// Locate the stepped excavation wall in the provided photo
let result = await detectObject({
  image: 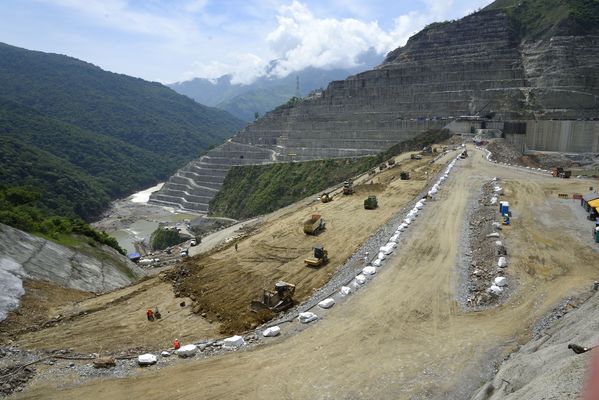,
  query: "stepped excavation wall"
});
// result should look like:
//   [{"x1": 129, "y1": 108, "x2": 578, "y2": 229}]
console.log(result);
[{"x1": 150, "y1": 9, "x2": 599, "y2": 214}]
